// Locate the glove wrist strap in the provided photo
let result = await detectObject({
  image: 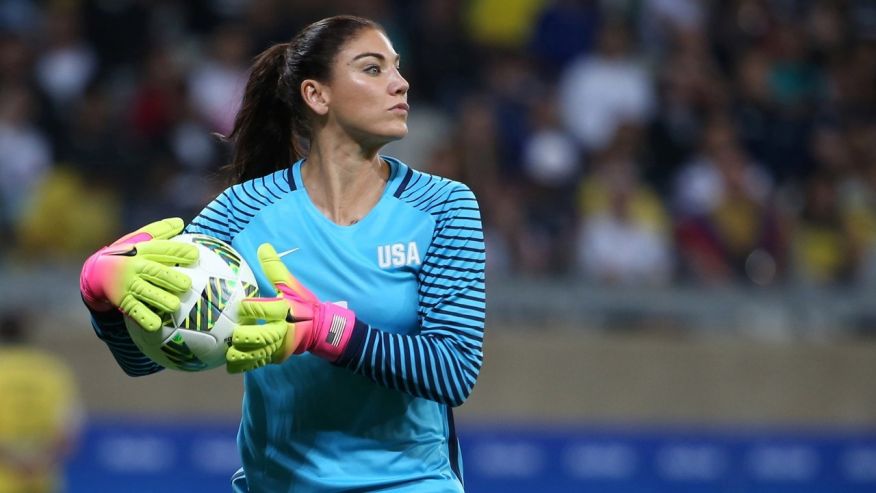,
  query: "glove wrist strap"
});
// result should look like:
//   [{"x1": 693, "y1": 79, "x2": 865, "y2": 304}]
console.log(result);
[{"x1": 309, "y1": 303, "x2": 356, "y2": 362}]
